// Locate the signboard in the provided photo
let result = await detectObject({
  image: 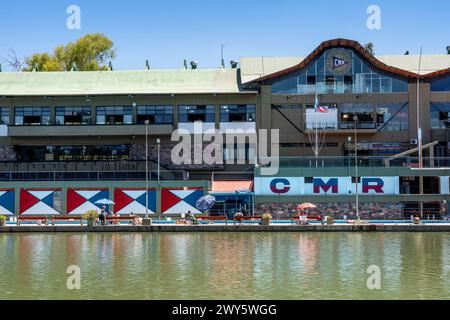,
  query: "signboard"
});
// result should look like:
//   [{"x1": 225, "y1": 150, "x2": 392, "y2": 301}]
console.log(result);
[
  {"x1": 254, "y1": 177, "x2": 399, "y2": 196},
  {"x1": 325, "y1": 48, "x2": 353, "y2": 76}
]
